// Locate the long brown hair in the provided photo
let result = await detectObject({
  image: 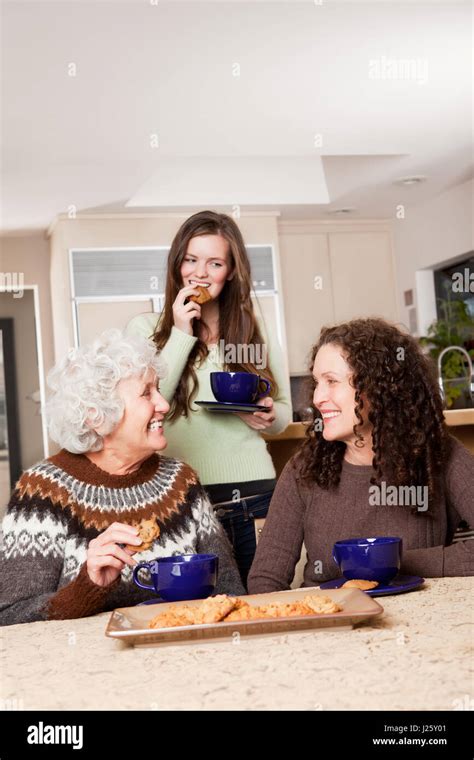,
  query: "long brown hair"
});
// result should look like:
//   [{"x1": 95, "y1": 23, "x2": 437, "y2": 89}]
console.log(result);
[
  {"x1": 153, "y1": 210, "x2": 278, "y2": 420},
  {"x1": 293, "y1": 318, "x2": 451, "y2": 513}
]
